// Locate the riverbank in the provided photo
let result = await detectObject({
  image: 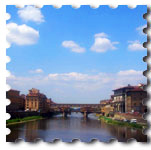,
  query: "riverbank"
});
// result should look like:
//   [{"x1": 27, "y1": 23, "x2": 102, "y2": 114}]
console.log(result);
[
  {"x1": 6, "y1": 116, "x2": 44, "y2": 126},
  {"x1": 98, "y1": 116, "x2": 147, "y2": 129}
]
